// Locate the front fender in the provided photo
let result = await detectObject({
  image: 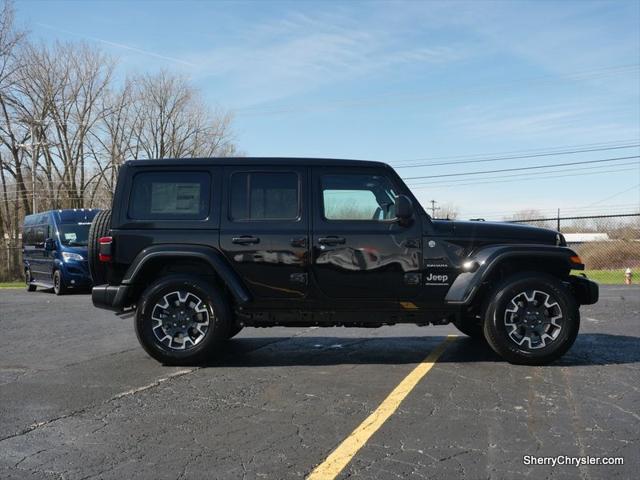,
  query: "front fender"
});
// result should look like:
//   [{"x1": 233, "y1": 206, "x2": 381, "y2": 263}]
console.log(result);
[{"x1": 444, "y1": 245, "x2": 582, "y2": 305}]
